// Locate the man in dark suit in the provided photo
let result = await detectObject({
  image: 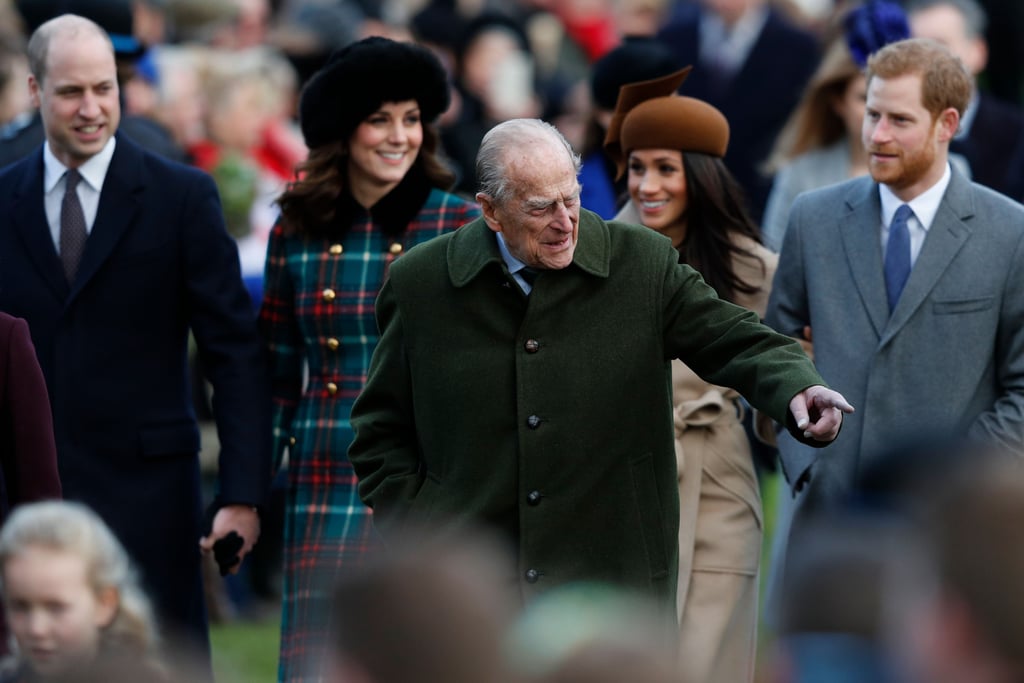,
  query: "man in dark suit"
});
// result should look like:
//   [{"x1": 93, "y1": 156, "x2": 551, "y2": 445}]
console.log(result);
[
  {"x1": 655, "y1": 0, "x2": 820, "y2": 222},
  {"x1": 906, "y1": 0, "x2": 1024, "y2": 197},
  {"x1": 0, "y1": 13, "x2": 271, "y2": 667},
  {"x1": 767, "y1": 37, "x2": 1024, "y2": 519}
]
